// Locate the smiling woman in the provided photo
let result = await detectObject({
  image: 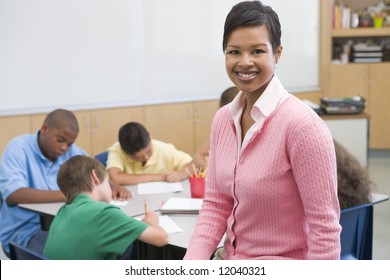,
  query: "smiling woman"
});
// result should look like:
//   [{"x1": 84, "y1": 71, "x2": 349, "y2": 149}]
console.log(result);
[
  {"x1": 184, "y1": 0, "x2": 340, "y2": 260},
  {"x1": 0, "y1": 0, "x2": 319, "y2": 116}
]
